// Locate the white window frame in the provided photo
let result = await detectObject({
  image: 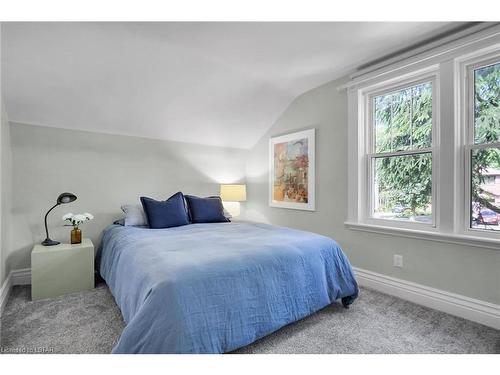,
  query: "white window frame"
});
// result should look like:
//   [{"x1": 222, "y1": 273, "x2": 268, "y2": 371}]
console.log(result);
[
  {"x1": 461, "y1": 52, "x2": 500, "y2": 240},
  {"x1": 364, "y1": 74, "x2": 439, "y2": 231},
  {"x1": 345, "y1": 26, "x2": 500, "y2": 250}
]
